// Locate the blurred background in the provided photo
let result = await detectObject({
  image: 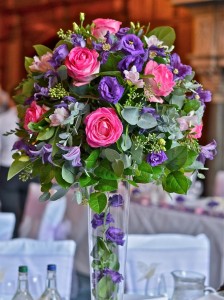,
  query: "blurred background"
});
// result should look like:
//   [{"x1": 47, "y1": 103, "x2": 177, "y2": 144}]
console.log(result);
[{"x1": 0, "y1": 0, "x2": 223, "y2": 196}]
